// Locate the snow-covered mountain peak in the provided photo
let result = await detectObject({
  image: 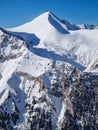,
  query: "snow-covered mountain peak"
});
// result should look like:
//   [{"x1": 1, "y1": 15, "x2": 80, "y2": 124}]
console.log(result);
[
  {"x1": 8, "y1": 11, "x2": 69, "y2": 39},
  {"x1": 0, "y1": 12, "x2": 98, "y2": 130},
  {"x1": 7, "y1": 12, "x2": 98, "y2": 72},
  {"x1": 37, "y1": 11, "x2": 52, "y2": 17}
]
